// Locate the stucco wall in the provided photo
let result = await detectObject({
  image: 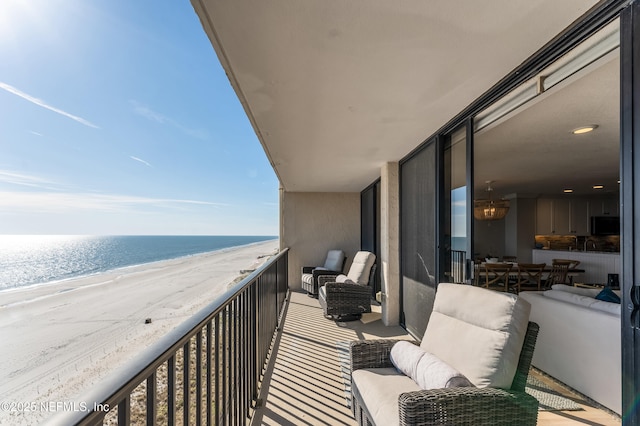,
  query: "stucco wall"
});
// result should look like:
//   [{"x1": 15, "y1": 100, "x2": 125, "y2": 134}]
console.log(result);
[{"x1": 280, "y1": 192, "x2": 361, "y2": 291}]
